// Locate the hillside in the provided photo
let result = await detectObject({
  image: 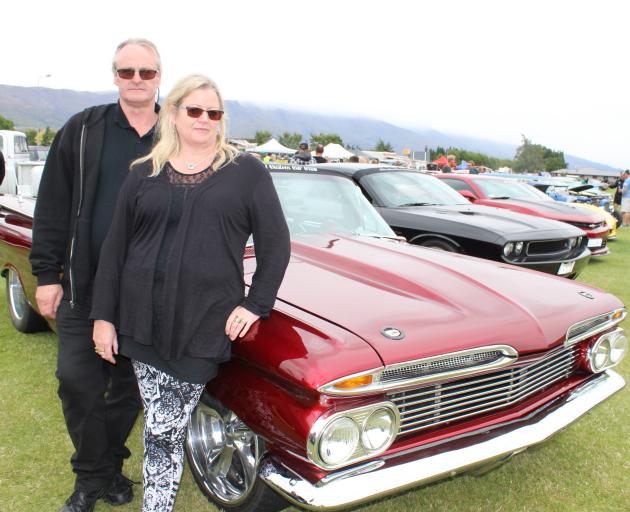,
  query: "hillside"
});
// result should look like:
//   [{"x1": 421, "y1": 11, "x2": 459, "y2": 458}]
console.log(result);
[{"x1": 0, "y1": 84, "x2": 614, "y2": 171}]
